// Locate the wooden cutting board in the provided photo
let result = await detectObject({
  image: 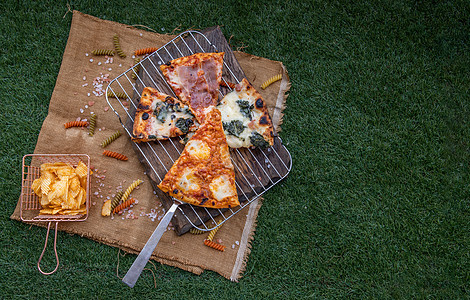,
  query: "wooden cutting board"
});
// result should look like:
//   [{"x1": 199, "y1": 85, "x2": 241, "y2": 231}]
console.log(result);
[{"x1": 119, "y1": 26, "x2": 291, "y2": 234}]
